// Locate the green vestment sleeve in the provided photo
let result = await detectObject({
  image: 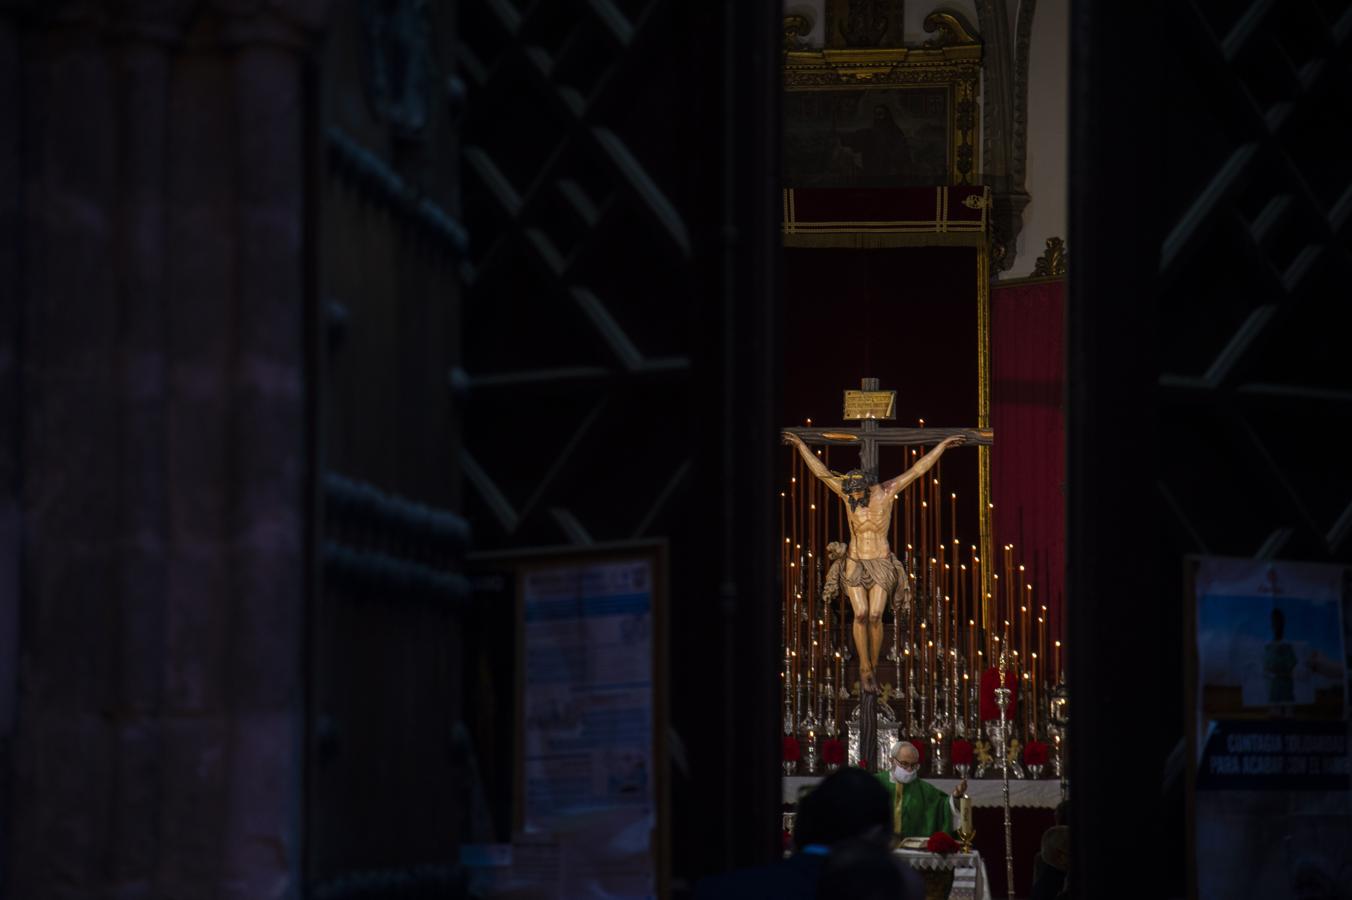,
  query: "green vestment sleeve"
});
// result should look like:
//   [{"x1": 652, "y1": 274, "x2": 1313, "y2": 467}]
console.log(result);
[{"x1": 875, "y1": 772, "x2": 953, "y2": 838}]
